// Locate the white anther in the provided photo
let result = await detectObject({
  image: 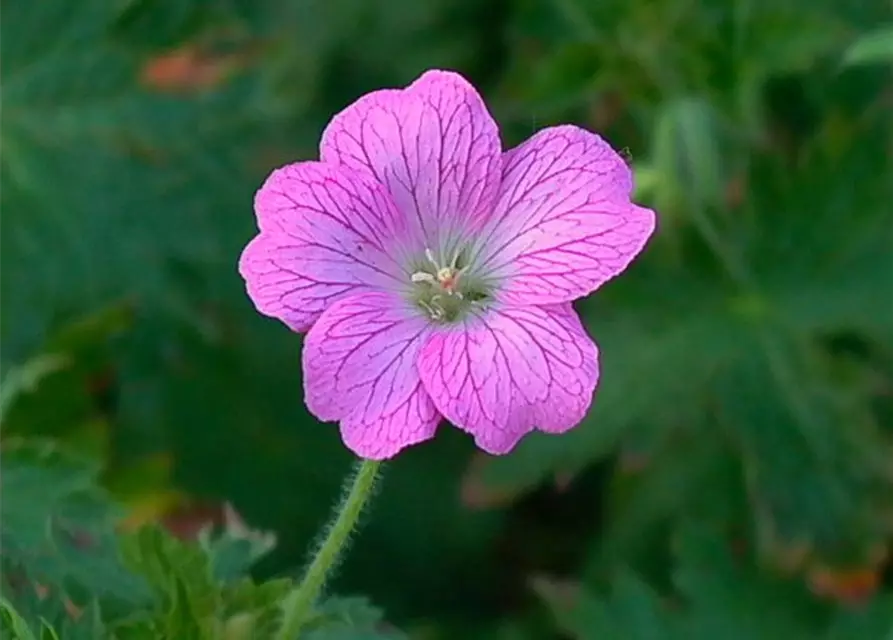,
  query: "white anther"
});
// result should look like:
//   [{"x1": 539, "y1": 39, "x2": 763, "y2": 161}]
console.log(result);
[
  {"x1": 411, "y1": 271, "x2": 436, "y2": 284},
  {"x1": 419, "y1": 297, "x2": 445, "y2": 321}
]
